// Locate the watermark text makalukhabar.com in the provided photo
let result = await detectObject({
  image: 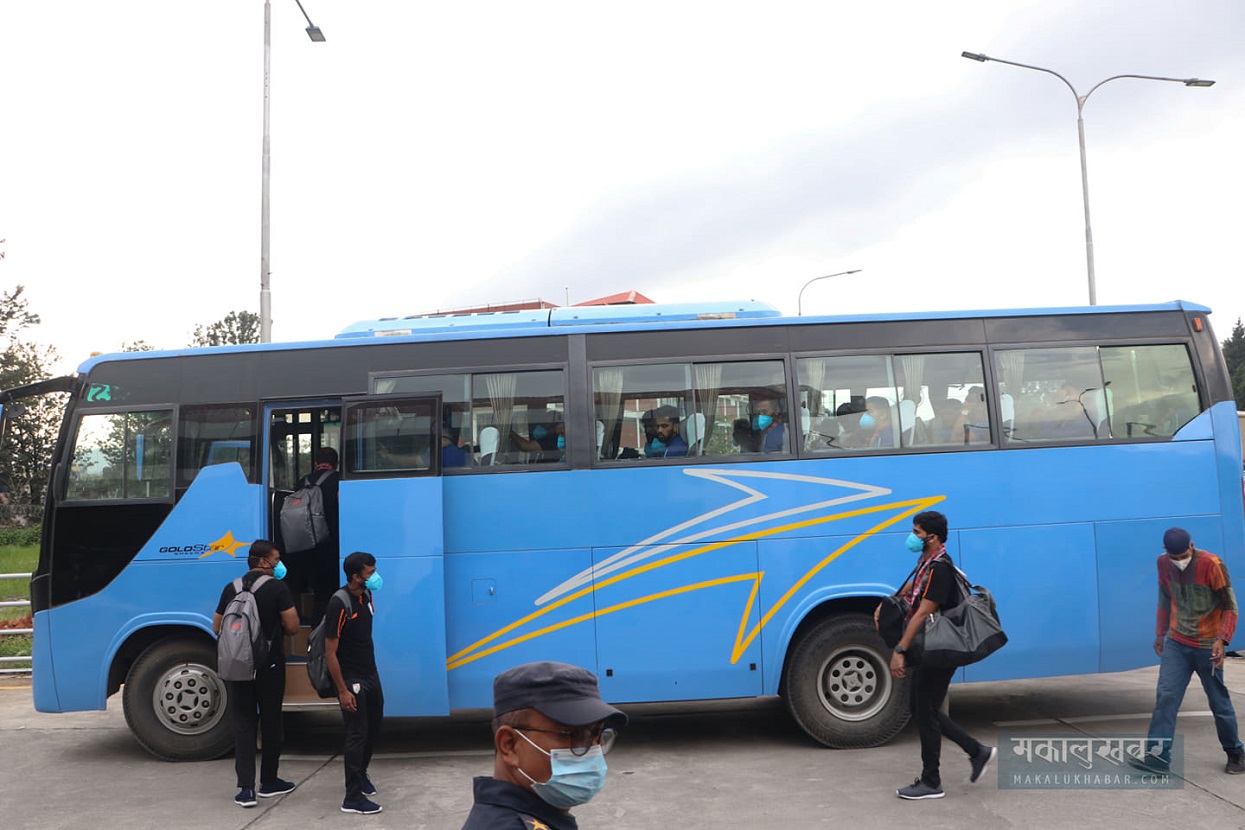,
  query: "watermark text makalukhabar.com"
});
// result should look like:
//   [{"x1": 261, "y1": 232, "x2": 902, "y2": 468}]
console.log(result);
[{"x1": 998, "y1": 735, "x2": 1183, "y2": 789}]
